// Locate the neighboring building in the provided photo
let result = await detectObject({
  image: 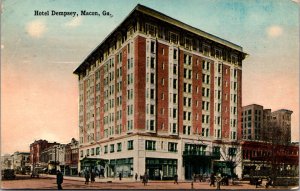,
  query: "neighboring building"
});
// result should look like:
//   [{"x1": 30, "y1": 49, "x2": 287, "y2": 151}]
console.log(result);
[
  {"x1": 30, "y1": 140, "x2": 58, "y2": 170},
  {"x1": 241, "y1": 105, "x2": 296, "y2": 179},
  {"x1": 242, "y1": 104, "x2": 264, "y2": 141},
  {"x1": 65, "y1": 138, "x2": 79, "y2": 176},
  {"x1": 269, "y1": 109, "x2": 293, "y2": 144},
  {"x1": 1, "y1": 154, "x2": 13, "y2": 170},
  {"x1": 11, "y1": 151, "x2": 30, "y2": 174},
  {"x1": 40, "y1": 143, "x2": 65, "y2": 174},
  {"x1": 74, "y1": 4, "x2": 247, "y2": 180},
  {"x1": 242, "y1": 104, "x2": 293, "y2": 144},
  {"x1": 241, "y1": 141, "x2": 299, "y2": 178}
]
